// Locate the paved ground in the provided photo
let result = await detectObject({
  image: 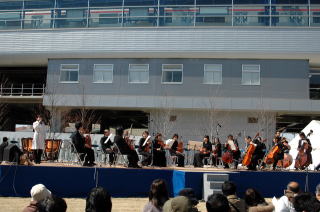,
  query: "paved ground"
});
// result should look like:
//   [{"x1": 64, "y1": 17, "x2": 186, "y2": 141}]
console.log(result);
[{"x1": 0, "y1": 197, "x2": 207, "y2": 212}]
